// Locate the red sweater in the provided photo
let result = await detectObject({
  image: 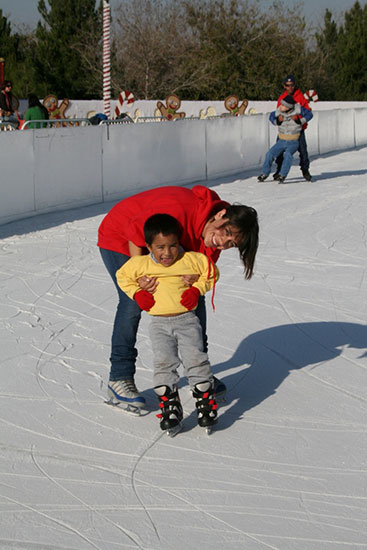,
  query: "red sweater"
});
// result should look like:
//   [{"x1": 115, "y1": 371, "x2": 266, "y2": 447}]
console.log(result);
[
  {"x1": 97, "y1": 185, "x2": 229, "y2": 263},
  {"x1": 277, "y1": 88, "x2": 311, "y2": 129}
]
